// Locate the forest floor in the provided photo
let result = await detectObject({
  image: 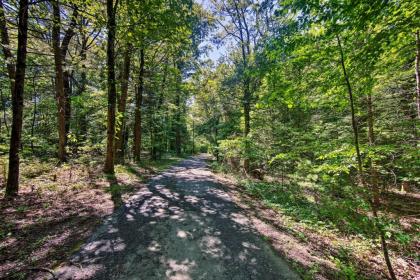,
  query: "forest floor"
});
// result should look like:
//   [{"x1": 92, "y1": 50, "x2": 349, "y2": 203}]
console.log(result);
[{"x1": 0, "y1": 155, "x2": 183, "y2": 279}]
